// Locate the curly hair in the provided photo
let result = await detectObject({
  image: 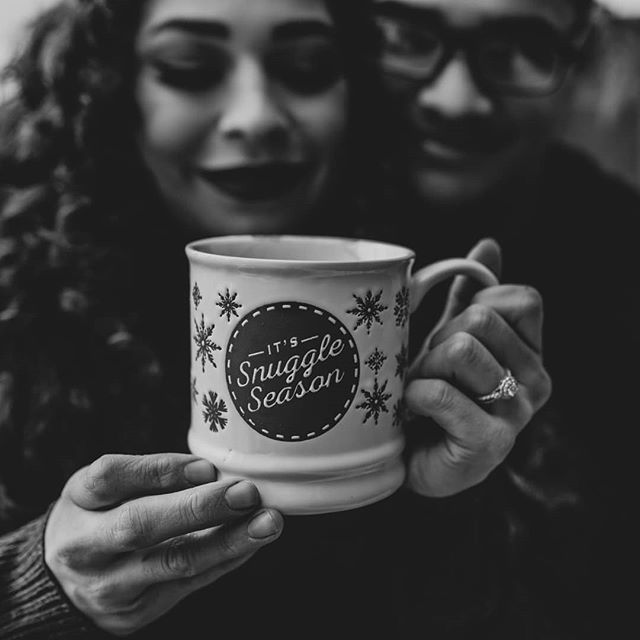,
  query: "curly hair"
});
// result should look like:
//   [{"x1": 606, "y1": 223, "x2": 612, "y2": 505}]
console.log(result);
[{"x1": 0, "y1": 0, "x2": 382, "y2": 522}]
